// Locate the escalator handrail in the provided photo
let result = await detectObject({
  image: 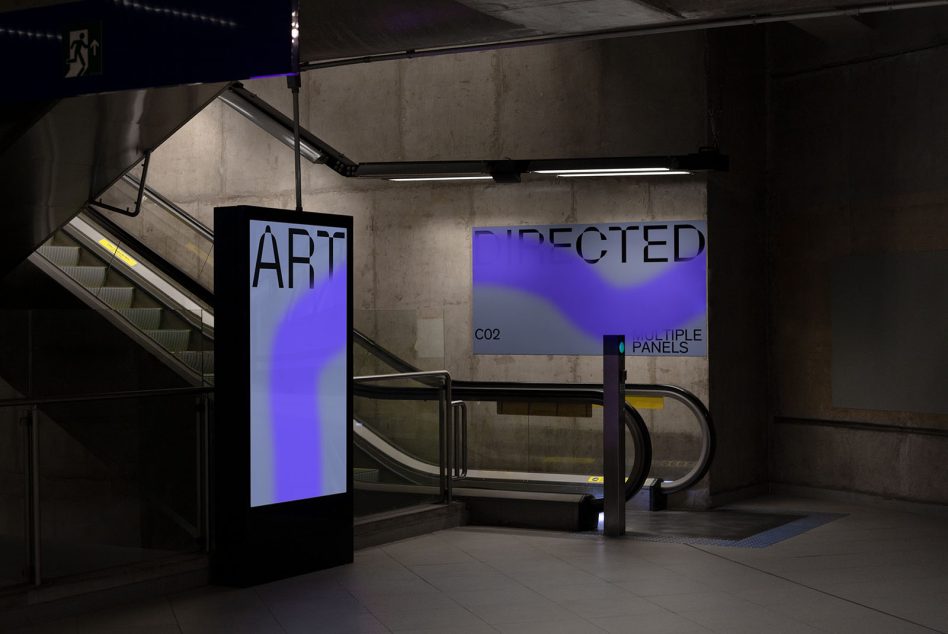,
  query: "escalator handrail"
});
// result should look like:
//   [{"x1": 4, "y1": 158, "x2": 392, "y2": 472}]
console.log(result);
[
  {"x1": 122, "y1": 173, "x2": 214, "y2": 242},
  {"x1": 355, "y1": 329, "x2": 420, "y2": 374},
  {"x1": 354, "y1": 331, "x2": 714, "y2": 494},
  {"x1": 81, "y1": 206, "x2": 215, "y2": 308},
  {"x1": 354, "y1": 378, "x2": 651, "y2": 510}
]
